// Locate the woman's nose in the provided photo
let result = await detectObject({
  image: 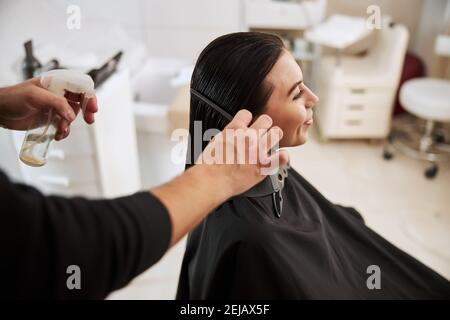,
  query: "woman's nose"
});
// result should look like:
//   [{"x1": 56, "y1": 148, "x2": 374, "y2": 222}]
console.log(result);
[{"x1": 305, "y1": 86, "x2": 319, "y2": 109}]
